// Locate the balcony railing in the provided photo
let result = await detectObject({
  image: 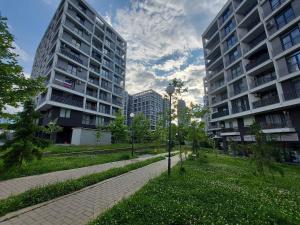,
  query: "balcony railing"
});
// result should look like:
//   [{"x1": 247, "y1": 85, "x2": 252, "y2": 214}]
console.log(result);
[
  {"x1": 51, "y1": 94, "x2": 83, "y2": 107},
  {"x1": 252, "y1": 73, "x2": 276, "y2": 88},
  {"x1": 60, "y1": 48, "x2": 83, "y2": 64},
  {"x1": 283, "y1": 89, "x2": 300, "y2": 101},
  {"x1": 252, "y1": 95, "x2": 279, "y2": 109},
  {"x1": 232, "y1": 105, "x2": 249, "y2": 114},
  {"x1": 221, "y1": 127, "x2": 239, "y2": 133},
  {"x1": 211, "y1": 110, "x2": 229, "y2": 119},
  {"x1": 86, "y1": 104, "x2": 97, "y2": 111},
  {"x1": 245, "y1": 53, "x2": 269, "y2": 71},
  {"x1": 260, "y1": 121, "x2": 293, "y2": 129}
]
